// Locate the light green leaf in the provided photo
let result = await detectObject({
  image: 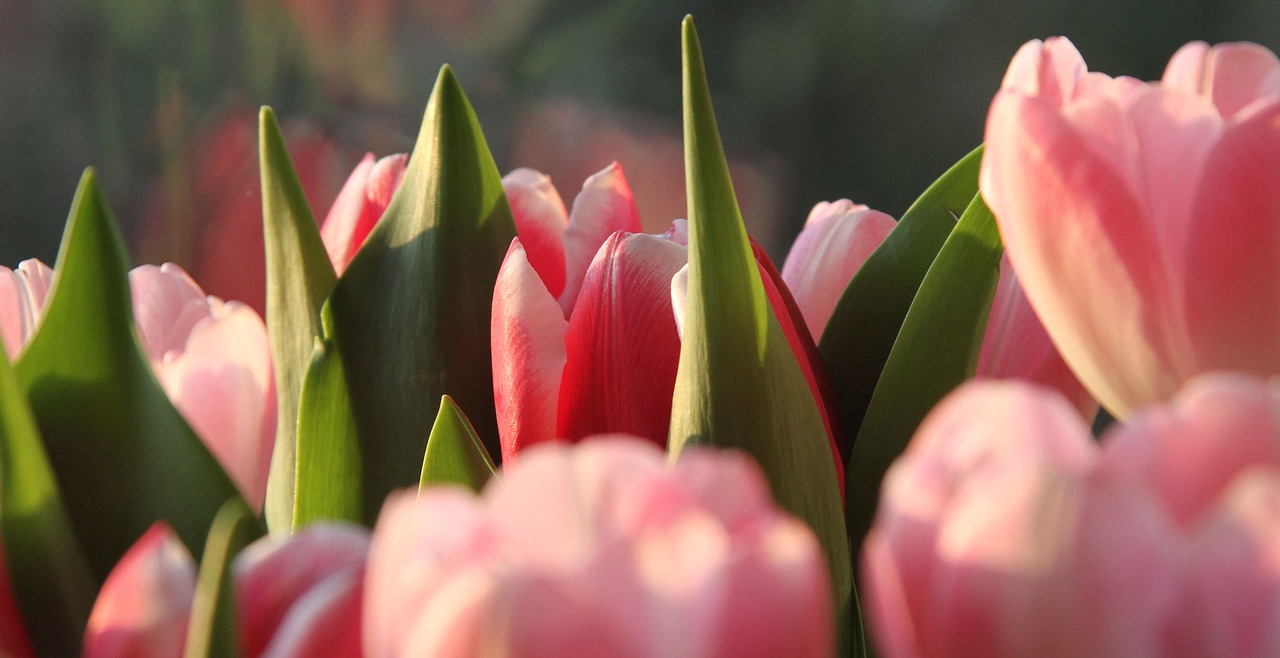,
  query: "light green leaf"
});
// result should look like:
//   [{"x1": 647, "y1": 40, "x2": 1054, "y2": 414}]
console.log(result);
[
  {"x1": 420, "y1": 395, "x2": 497, "y2": 493},
  {"x1": 819, "y1": 146, "x2": 982, "y2": 442},
  {"x1": 327, "y1": 66, "x2": 516, "y2": 524},
  {"x1": 15, "y1": 170, "x2": 243, "y2": 579},
  {"x1": 184, "y1": 499, "x2": 260, "y2": 658},
  {"x1": 293, "y1": 303, "x2": 362, "y2": 529},
  {"x1": 0, "y1": 334, "x2": 95, "y2": 656},
  {"x1": 667, "y1": 16, "x2": 854, "y2": 654},
  {"x1": 846, "y1": 193, "x2": 1003, "y2": 549},
  {"x1": 260, "y1": 106, "x2": 338, "y2": 533}
]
